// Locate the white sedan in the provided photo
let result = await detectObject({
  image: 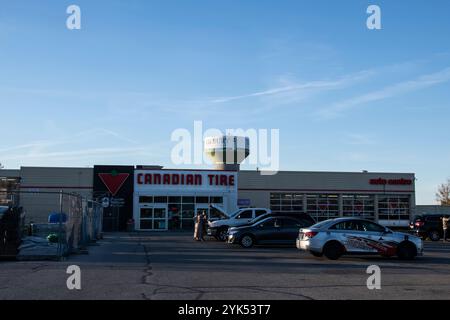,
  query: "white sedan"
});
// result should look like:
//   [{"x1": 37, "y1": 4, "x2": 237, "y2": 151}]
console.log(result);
[{"x1": 297, "y1": 217, "x2": 423, "y2": 260}]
